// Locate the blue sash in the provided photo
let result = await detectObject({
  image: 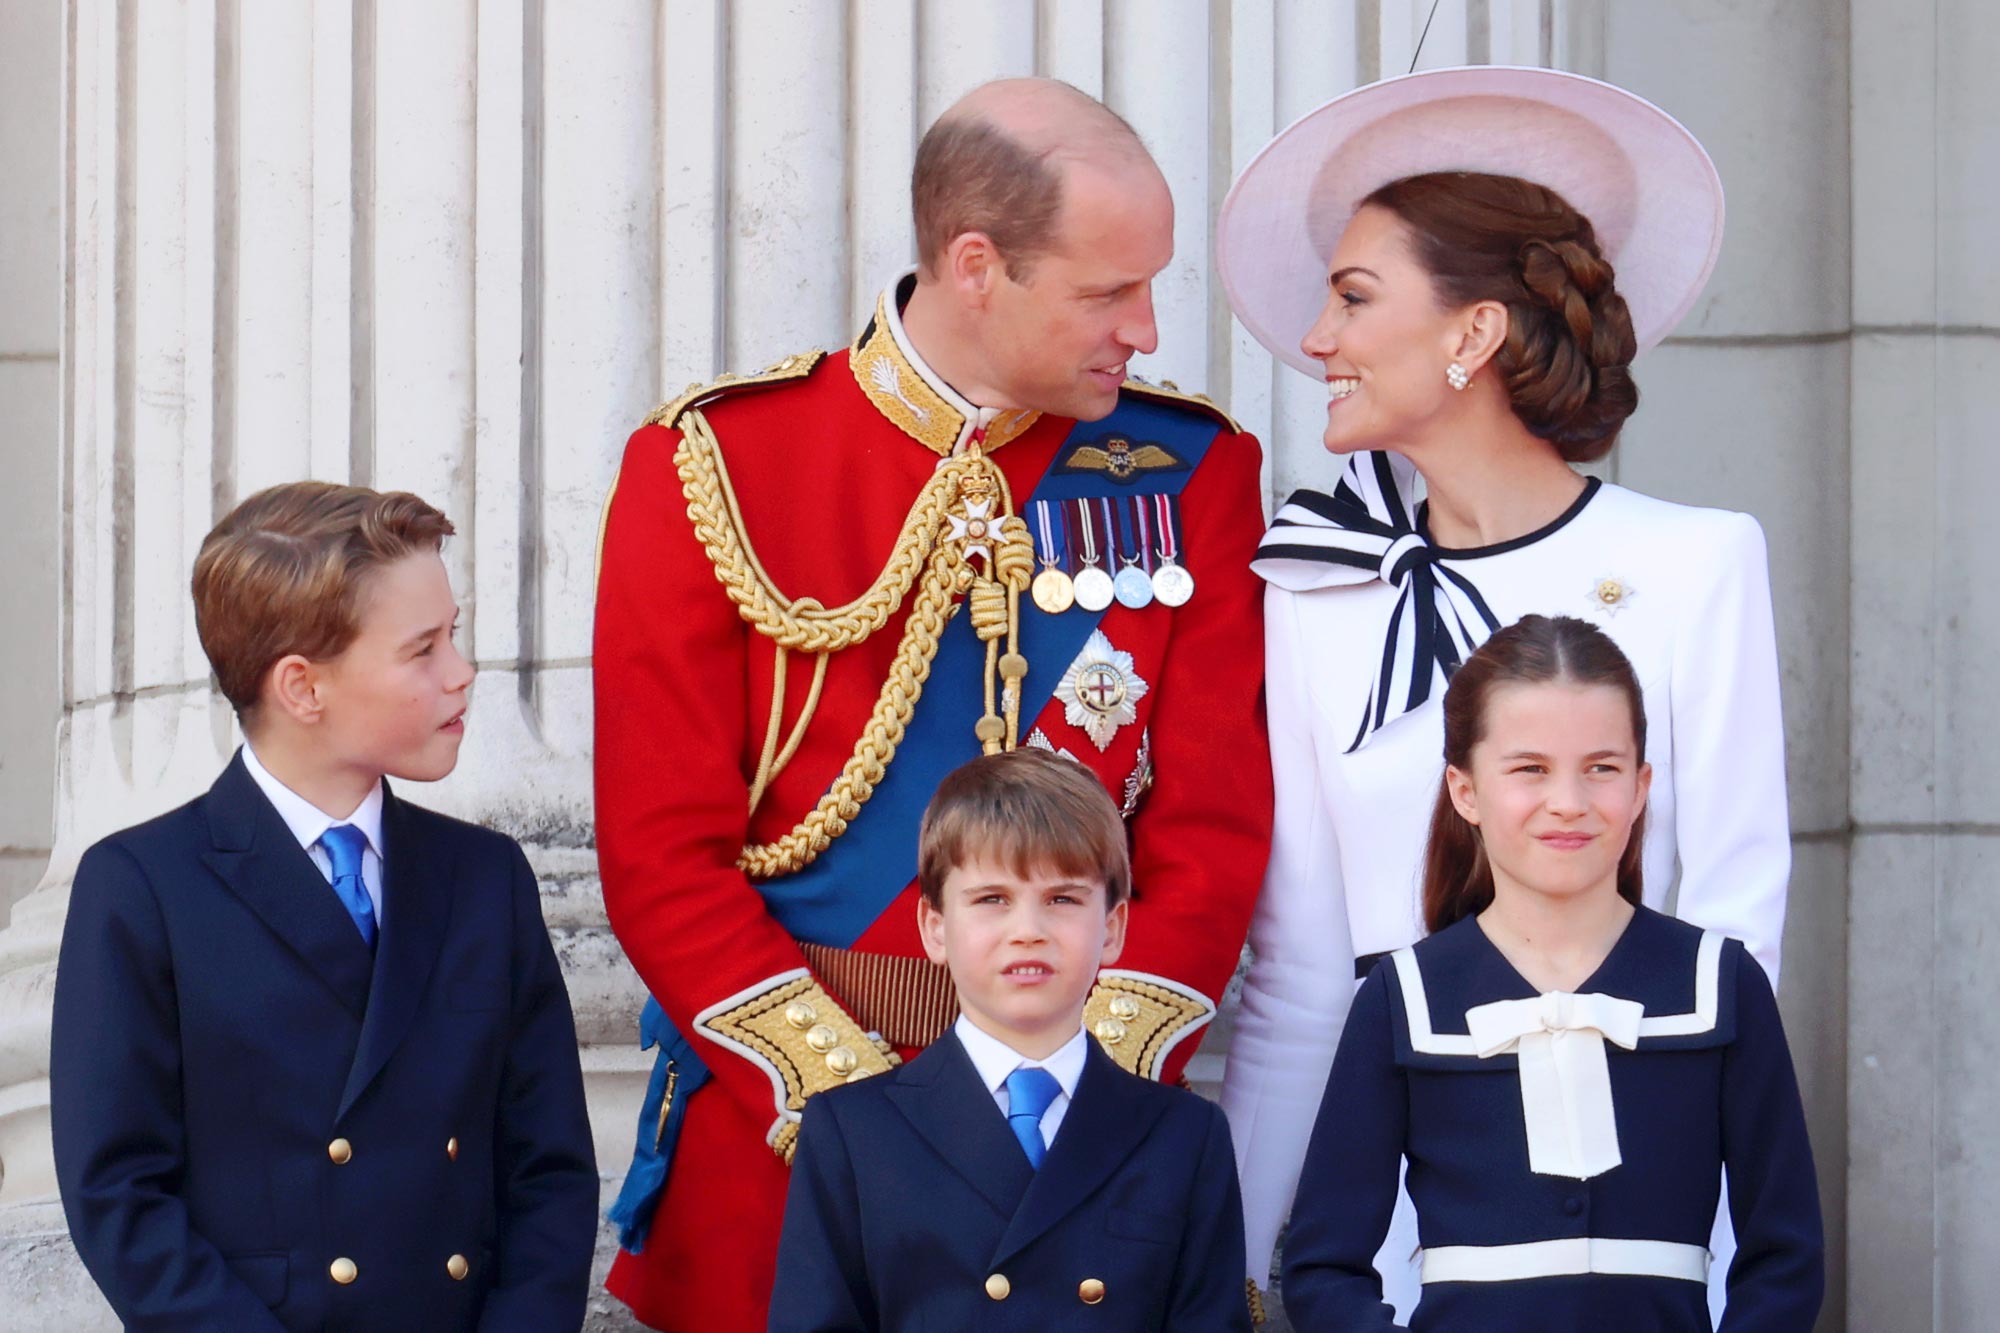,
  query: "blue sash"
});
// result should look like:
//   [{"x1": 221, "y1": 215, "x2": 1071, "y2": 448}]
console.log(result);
[{"x1": 611, "y1": 396, "x2": 1218, "y2": 1251}]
